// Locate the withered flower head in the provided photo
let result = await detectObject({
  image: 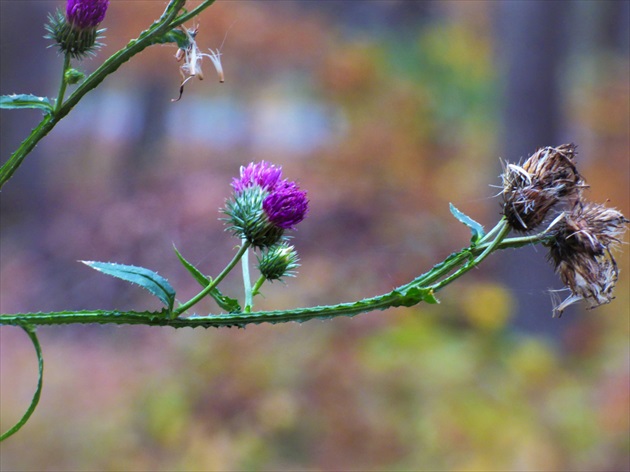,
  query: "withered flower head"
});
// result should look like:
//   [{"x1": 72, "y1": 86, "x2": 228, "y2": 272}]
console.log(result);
[
  {"x1": 546, "y1": 201, "x2": 629, "y2": 316},
  {"x1": 502, "y1": 144, "x2": 583, "y2": 231},
  {"x1": 548, "y1": 201, "x2": 628, "y2": 259},
  {"x1": 551, "y1": 253, "x2": 618, "y2": 316}
]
